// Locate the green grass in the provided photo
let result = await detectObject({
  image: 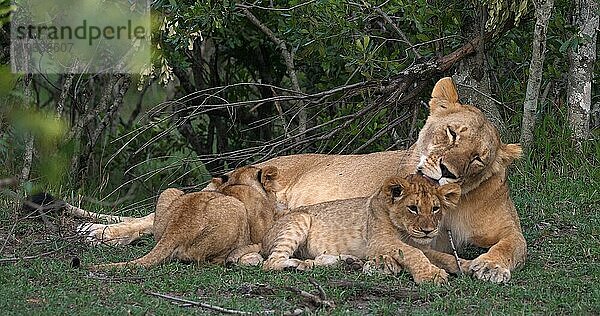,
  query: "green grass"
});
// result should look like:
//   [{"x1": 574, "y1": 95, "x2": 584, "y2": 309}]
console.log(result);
[{"x1": 1, "y1": 144, "x2": 599, "y2": 315}]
